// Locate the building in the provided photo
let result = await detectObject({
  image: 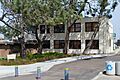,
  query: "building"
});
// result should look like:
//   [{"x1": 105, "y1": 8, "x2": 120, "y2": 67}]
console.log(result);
[
  {"x1": 0, "y1": 34, "x2": 12, "y2": 57},
  {"x1": 0, "y1": 17, "x2": 114, "y2": 57},
  {"x1": 25, "y1": 17, "x2": 114, "y2": 54}
]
